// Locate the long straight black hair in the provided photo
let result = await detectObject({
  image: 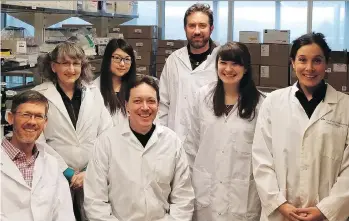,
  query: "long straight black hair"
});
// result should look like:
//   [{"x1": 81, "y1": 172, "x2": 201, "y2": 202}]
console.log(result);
[
  {"x1": 211, "y1": 42, "x2": 262, "y2": 120},
  {"x1": 100, "y1": 39, "x2": 136, "y2": 116}
]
